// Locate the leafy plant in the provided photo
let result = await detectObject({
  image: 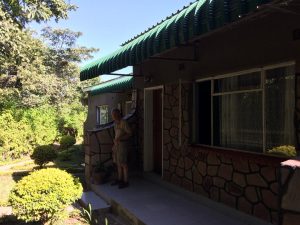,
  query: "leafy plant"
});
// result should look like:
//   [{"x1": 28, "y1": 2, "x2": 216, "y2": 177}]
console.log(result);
[
  {"x1": 31, "y1": 145, "x2": 57, "y2": 168},
  {"x1": 58, "y1": 149, "x2": 73, "y2": 161},
  {"x1": 60, "y1": 135, "x2": 76, "y2": 150},
  {"x1": 268, "y1": 145, "x2": 297, "y2": 157},
  {"x1": 9, "y1": 168, "x2": 83, "y2": 224},
  {"x1": 81, "y1": 203, "x2": 98, "y2": 225}
]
